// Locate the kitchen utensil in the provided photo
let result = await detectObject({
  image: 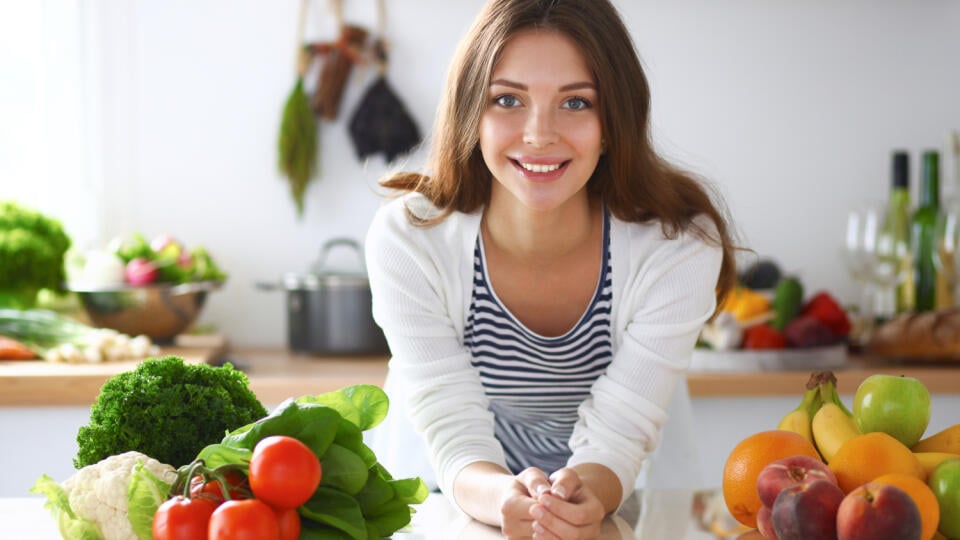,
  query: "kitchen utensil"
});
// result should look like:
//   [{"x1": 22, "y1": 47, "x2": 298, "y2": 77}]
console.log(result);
[
  {"x1": 70, "y1": 281, "x2": 221, "y2": 343},
  {"x1": 257, "y1": 237, "x2": 388, "y2": 355}
]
